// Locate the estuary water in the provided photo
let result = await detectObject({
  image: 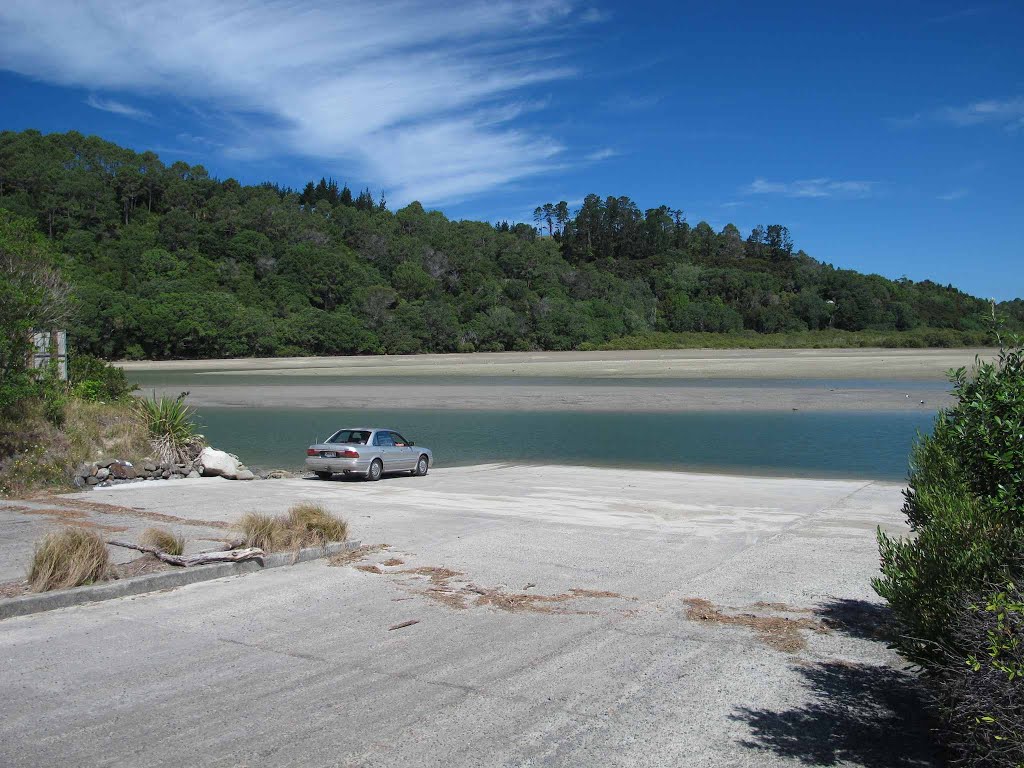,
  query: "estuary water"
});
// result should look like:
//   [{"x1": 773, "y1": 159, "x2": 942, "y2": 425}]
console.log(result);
[{"x1": 127, "y1": 369, "x2": 943, "y2": 480}]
